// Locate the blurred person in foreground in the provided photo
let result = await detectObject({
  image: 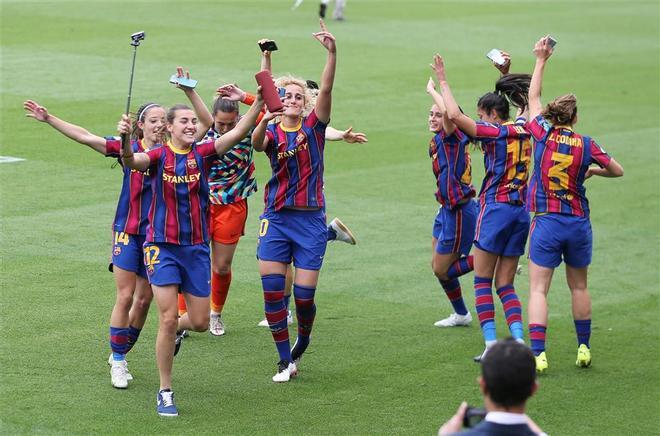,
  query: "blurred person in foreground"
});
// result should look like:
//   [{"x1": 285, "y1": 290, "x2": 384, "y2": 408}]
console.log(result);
[{"x1": 438, "y1": 339, "x2": 545, "y2": 436}]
